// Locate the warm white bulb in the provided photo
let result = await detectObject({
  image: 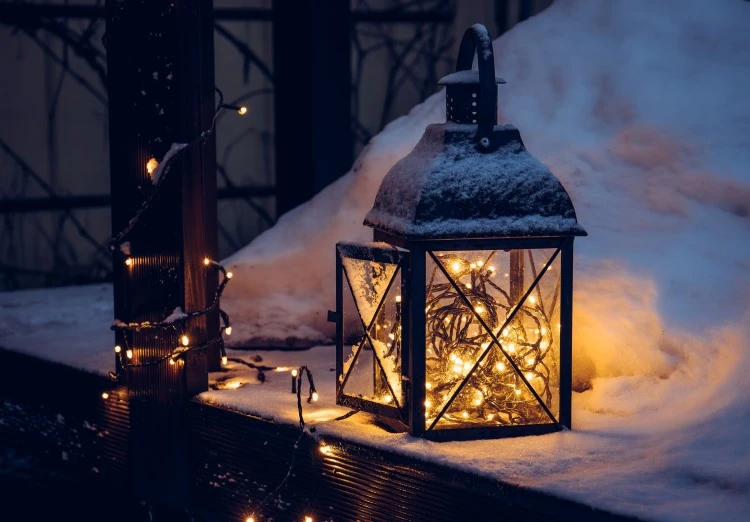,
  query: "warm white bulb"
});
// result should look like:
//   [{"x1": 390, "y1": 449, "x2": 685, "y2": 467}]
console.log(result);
[
  {"x1": 462, "y1": 361, "x2": 472, "y2": 372},
  {"x1": 126, "y1": 349, "x2": 133, "y2": 359},
  {"x1": 529, "y1": 295, "x2": 537, "y2": 304},
  {"x1": 311, "y1": 392, "x2": 319, "y2": 402},
  {"x1": 495, "y1": 362, "x2": 506, "y2": 371},
  {"x1": 125, "y1": 258, "x2": 132, "y2": 267},
  {"x1": 146, "y1": 157, "x2": 158, "y2": 175},
  {"x1": 304, "y1": 517, "x2": 313, "y2": 522},
  {"x1": 225, "y1": 326, "x2": 232, "y2": 336},
  {"x1": 477, "y1": 260, "x2": 484, "y2": 267},
  {"x1": 462, "y1": 411, "x2": 469, "y2": 419},
  {"x1": 222, "y1": 356, "x2": 228, "y2": 366},
  {"x1": 169, "y1": 358, "x2": 176, "y2": 366},
  {"x1": 526, "y1": 356, "x2": 536, "y2": 366},
  {"x1": 502, "y1": 328, "x2": 509, "y2": 337},
  {"x1": 452, "y1": 364, "x2": 462, "y2": 374},
  {"x1": 226, "y1": 271, "x2": 233, "y2": 279},
  {"x1": 465, "y1": 283, "x2": 472, "y2": 289},
  {"x1": 319, "y1": 443, "x2": 330, "y2": 455},
  {"x1": 238, "y1": 106, "x2": 248, "y2": 115},
  {"x1": 451, "y1": 261, "x2": 461, "y2": 273},
  {"x1": 246, "y1": 517, "x2": 255, "y2": 522},
  {"x1": 114, "y1": 345, "x2": 121, "y2": 353},
  {"x1": 425, "y1": 381, "x2": 432, "y2": 390},
  {"x1": 388, "y1": 333, "x2": 395, "y2": 340},
  {"x1": 470, "y1": 263, "x2": 476, "y2": 269},
  {"x1": 395, "y1": 295, "x2": 401, "y2": 303},
  {"x1": 507, "y1": 342, "x2": 516, "y2": 352},
  {"x1": 474, "y1": 305, "x2": 484, "y2": 313},
  {"x1": 101, "y1": 392, "x2": 109, "y2": 399},
  {"x1": 481, "y1": 342, "x2": 490, "y2": 350},
  {"x1": 487, "y1": 265, "x2": 496, "y2": 272},
  {"x1": 203, "y1": 257, "x2": 211, "y2": 266},
  {"x1": 525, "y1": 372, "x2": 534, "y2": 380},
  {"x1": 181, "y1": 335, "x2": 189, "y2": 346},
  {"x1": 384, "y1": 395, "x2": 393, "y2": 404},
  {"x1": 291, "y1": 369, "x2": 298, "y2": 377},
  {"x1": 515, "y1": 388, "x2": 522, "y2": 396},
  {"x1": 424, "y1": 400, "x2": 432, "y2": 408}
]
